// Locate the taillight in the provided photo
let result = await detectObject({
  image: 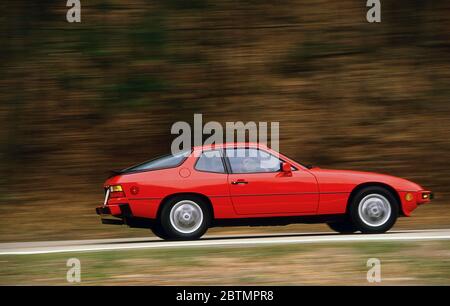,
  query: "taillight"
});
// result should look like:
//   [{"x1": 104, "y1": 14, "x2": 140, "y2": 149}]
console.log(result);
[{"x1": 109, "y1": 185, "x2": 125, "y2": 198}]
